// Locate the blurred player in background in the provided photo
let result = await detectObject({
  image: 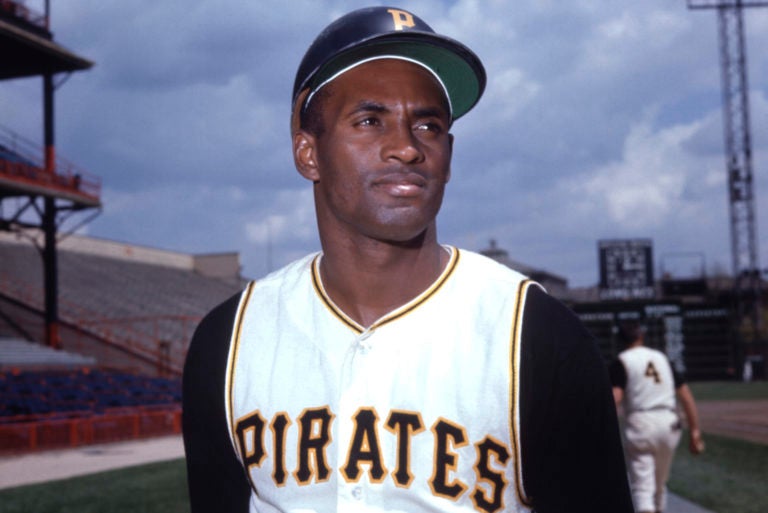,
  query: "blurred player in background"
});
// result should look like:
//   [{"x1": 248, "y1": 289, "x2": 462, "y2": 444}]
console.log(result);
[{"x1": 610, "y1": 319, "x2": 705, "y2": 513}]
